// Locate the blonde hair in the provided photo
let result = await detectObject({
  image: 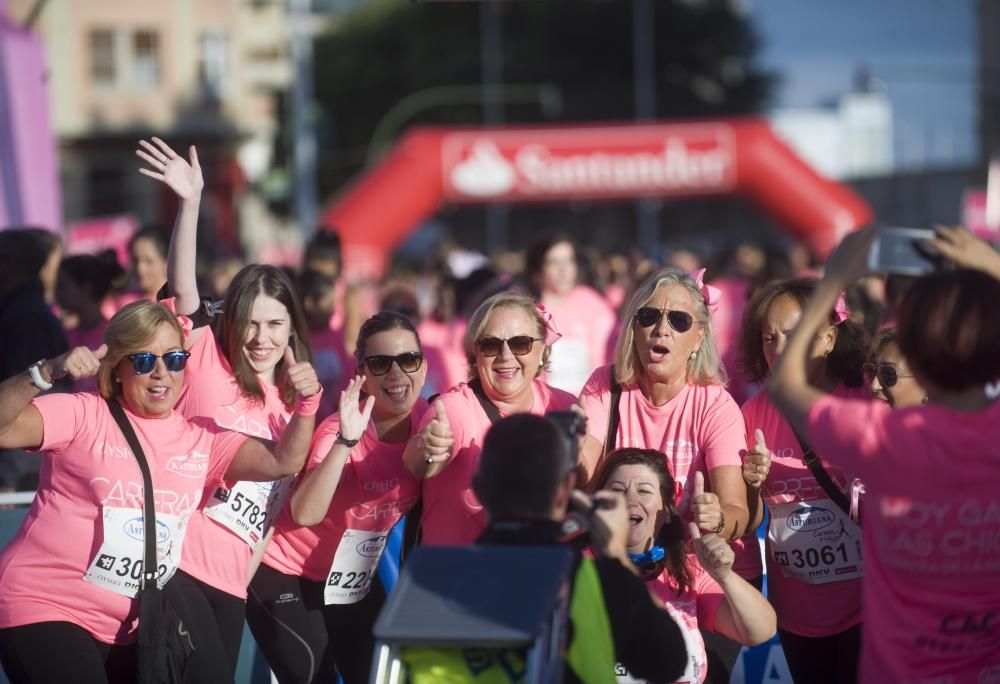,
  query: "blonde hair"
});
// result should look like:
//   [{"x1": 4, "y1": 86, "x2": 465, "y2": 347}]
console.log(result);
[
  {"x1": 612, "y1": 267, "x2": 725, "y2": 387},
  {"x1": 97, "y1": 301, "x2": 185, "y2": 399},
  {"x1": 464, "y1": 292, "x2": 551, "y2": 379}
]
